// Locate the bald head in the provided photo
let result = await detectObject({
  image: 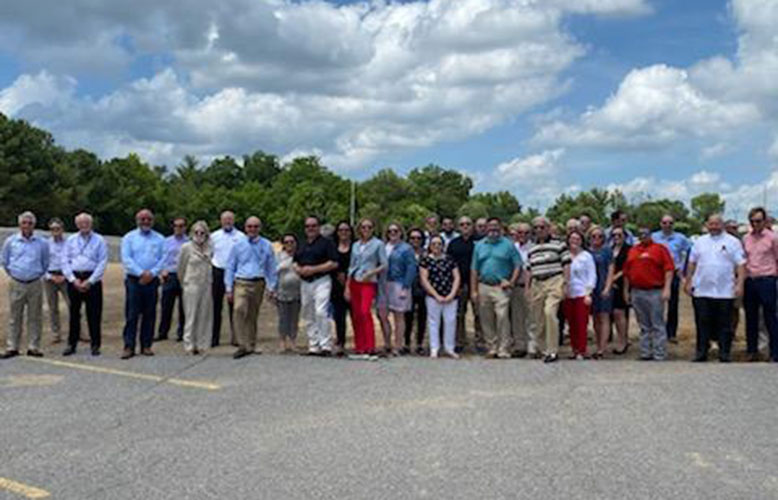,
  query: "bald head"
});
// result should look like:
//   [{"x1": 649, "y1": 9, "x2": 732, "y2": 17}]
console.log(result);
[
  {"x1": 136, "y1": 209, "x2": 154, "y2": 231},
  {"x1": 244, "y1": 216, "x2": 261, "y2": 238}
]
